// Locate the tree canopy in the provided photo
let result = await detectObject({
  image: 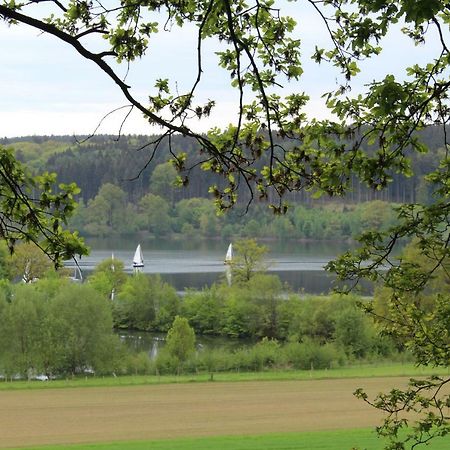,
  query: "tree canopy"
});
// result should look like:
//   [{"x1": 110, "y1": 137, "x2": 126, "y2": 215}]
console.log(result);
[
  {"x1": 1, "y1": 1, "x2": 450, "y2": 448},
  {"x1": 1, "y1": 1, "x2": 447, "y2": 209}
]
